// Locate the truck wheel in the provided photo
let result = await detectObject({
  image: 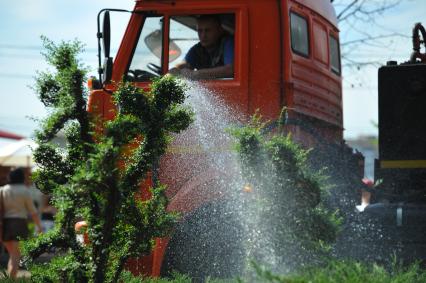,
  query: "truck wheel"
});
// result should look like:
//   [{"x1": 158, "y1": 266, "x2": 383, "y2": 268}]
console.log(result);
[{"x1": 160, "y1": 200, "x2": 246, "y2": 282}]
